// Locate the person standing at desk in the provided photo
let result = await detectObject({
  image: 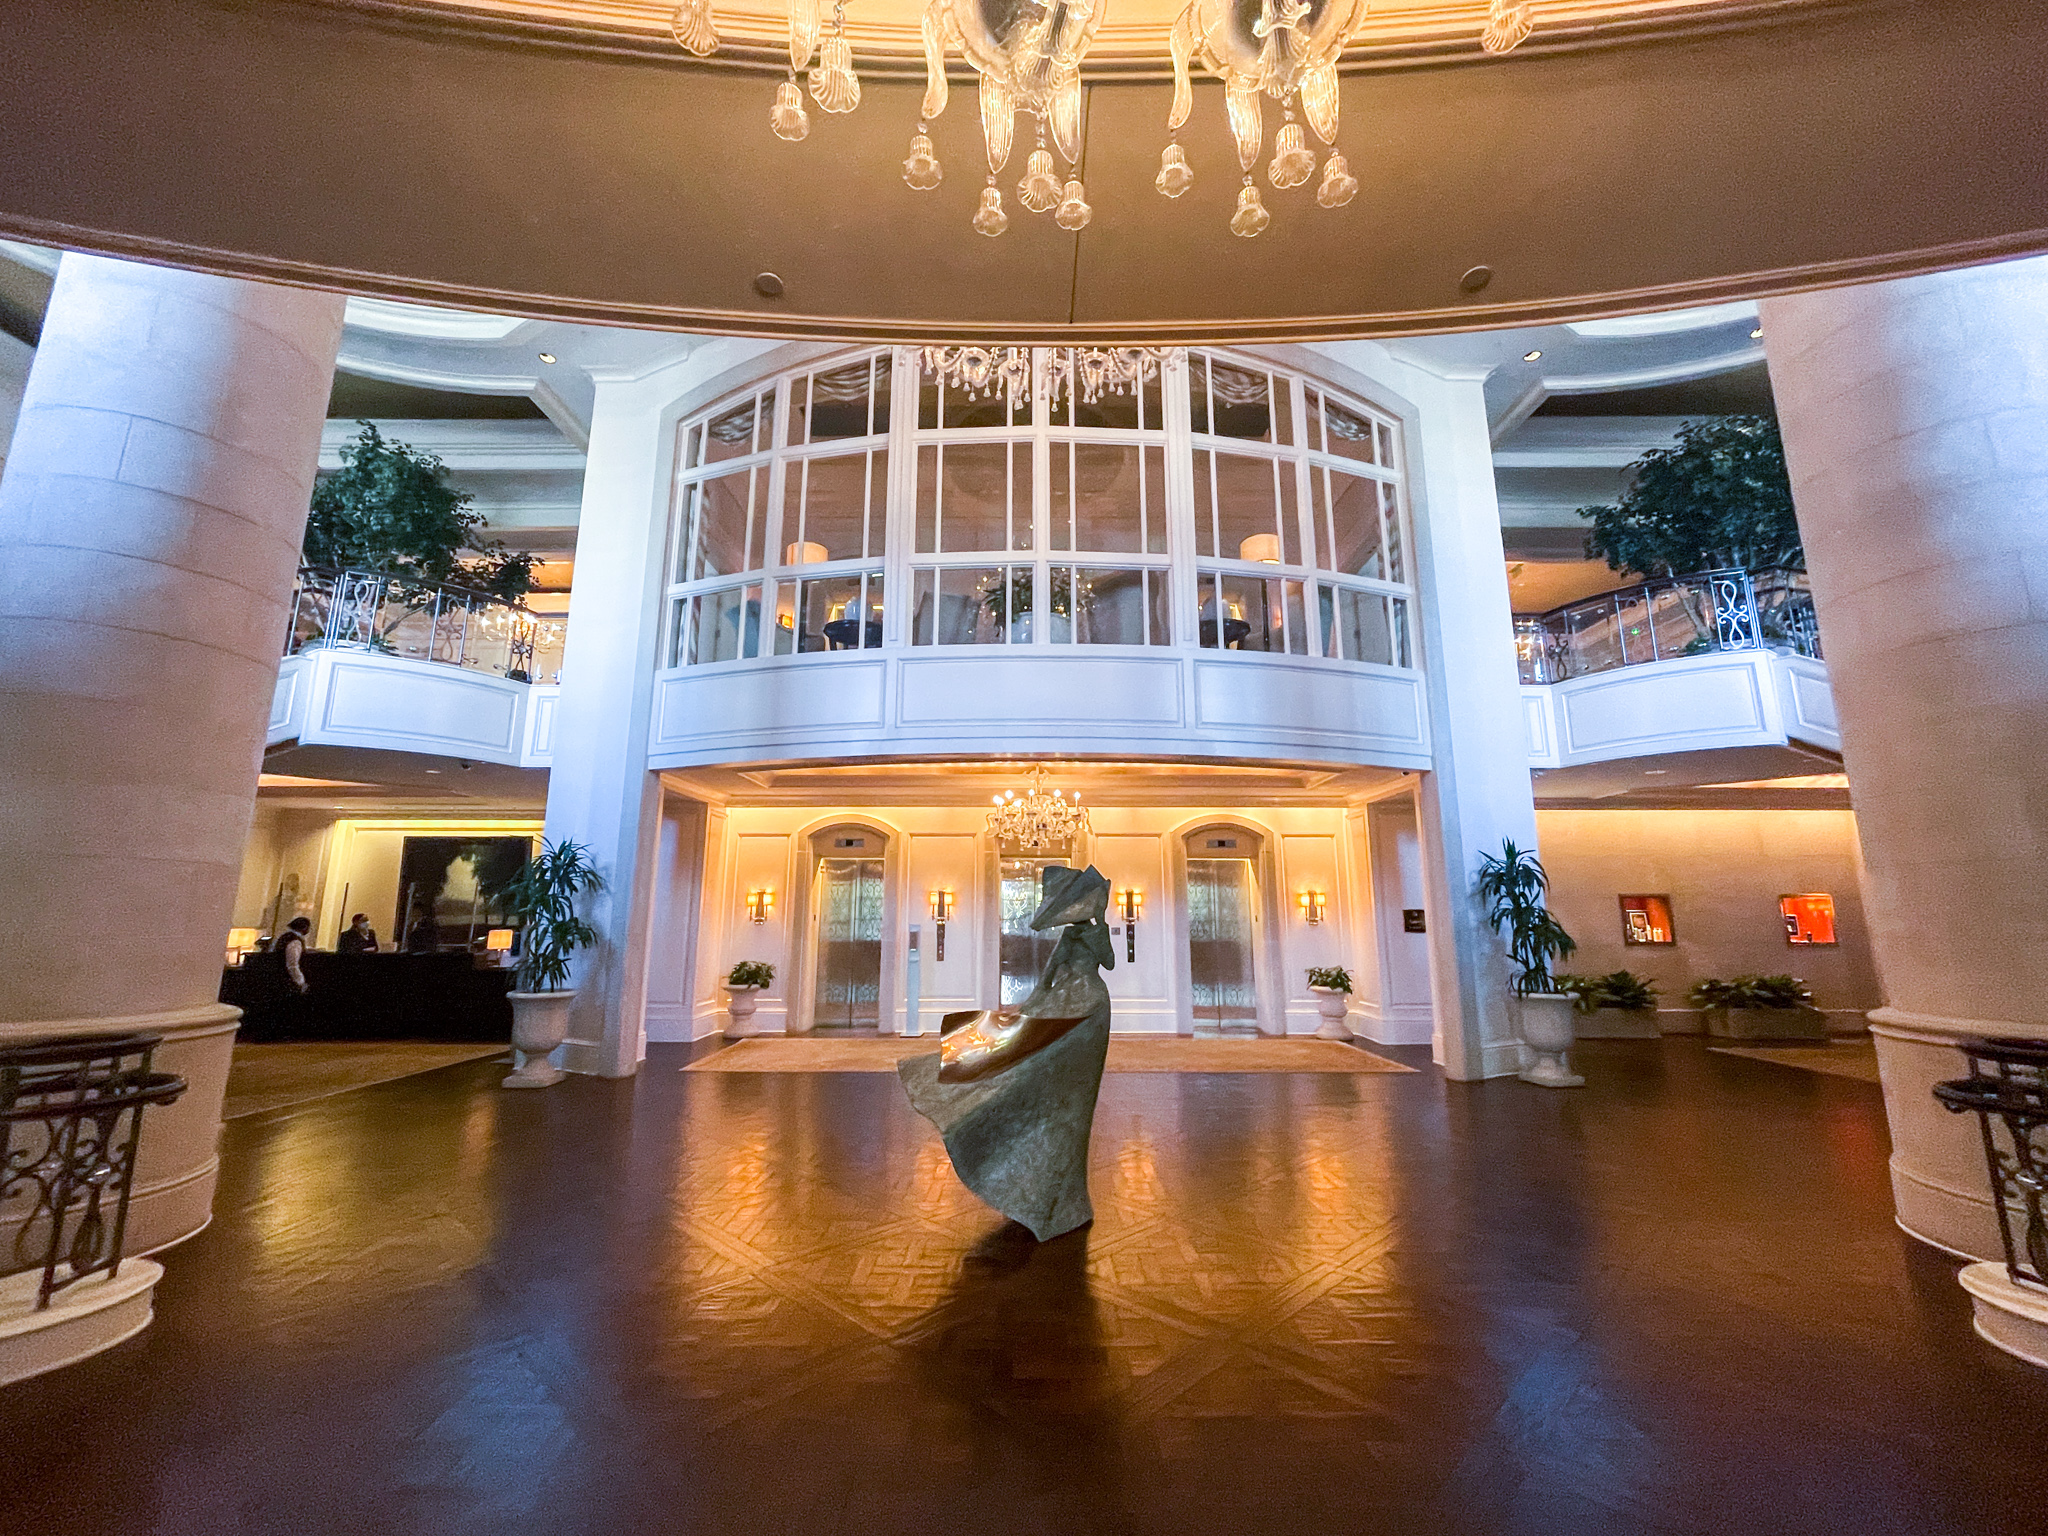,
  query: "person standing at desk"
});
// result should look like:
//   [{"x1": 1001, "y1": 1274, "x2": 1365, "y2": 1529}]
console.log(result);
[
  {"x1": 277, "y1": 916, "x2": 311, "y2": 995},
  {"x1": 336, "y1": 913, "x2": 380, "y2": 954}
]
